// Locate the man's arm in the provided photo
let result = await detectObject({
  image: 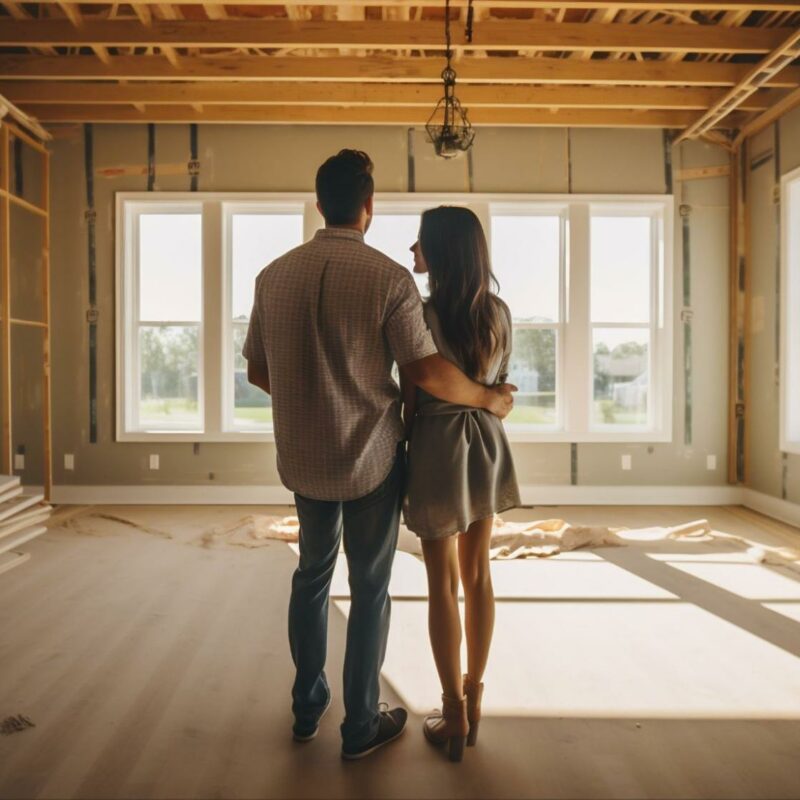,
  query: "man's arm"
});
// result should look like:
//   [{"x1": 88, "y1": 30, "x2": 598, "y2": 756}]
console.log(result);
[
  {"x1": 247, "y1": 359, "x2": 271, "y2": 396},
  {"x1": 401, "y1": 353, "x2": 516, "y2": 420},
  {"x1": 400, "y1": 371, "x2": 417, "y2": 439}
]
